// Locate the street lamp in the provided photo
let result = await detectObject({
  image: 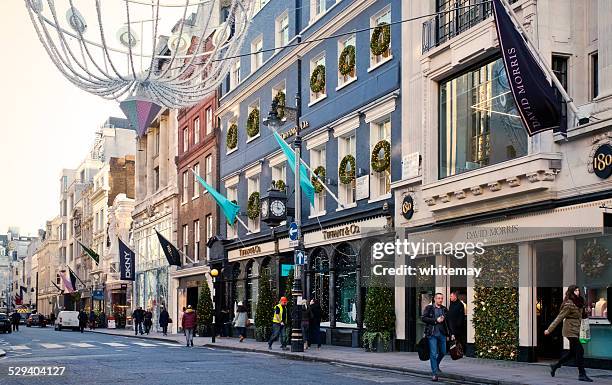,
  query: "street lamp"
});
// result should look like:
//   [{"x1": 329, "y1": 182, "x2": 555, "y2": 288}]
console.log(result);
[
  {"x1": 263, "y1": 79, "x2": 305, "y2": 353},
  {"x1": 210, "y1": 268, "x2": 219, "y2": 344}
]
